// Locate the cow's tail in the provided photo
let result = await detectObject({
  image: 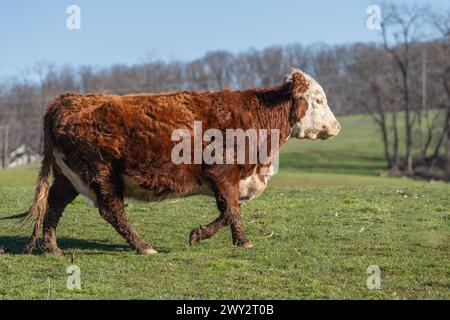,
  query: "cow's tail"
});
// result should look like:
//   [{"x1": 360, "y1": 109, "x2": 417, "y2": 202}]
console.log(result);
[{"x1": 21, "y1": 112, "x2": 54, "y2": 252}]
